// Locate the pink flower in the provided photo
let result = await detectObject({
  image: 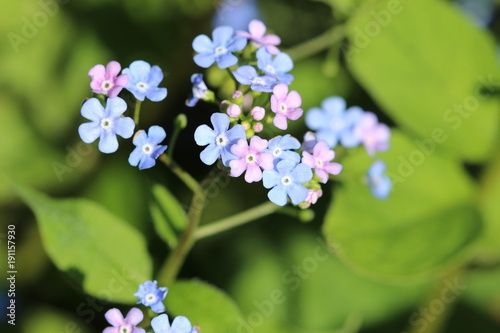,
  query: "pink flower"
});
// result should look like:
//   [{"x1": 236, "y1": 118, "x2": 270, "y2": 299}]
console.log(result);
[
  {"x1": 270, "y1": 84, "x2": 303, "y2": 130},
  {"x1": 304, "y1": 189, "x2": 323, "y2": 207},
  {"x1": 353, "y1": 112, "x2": 391, "y2": 156},
  {"x1": 229, "y1": 136, "x2": 274, "y2": 183},
  {"x1": 302, "y1": 141, "x2": 342, "y2": 183},
  {"x1": 103, "y1": 308, "x2": 145, "y2": 333},
  {"x1": 237, "y1": 19, "x2": 281, "y2": 55},
  {"x1": 89, "y1": 61, "x2": 129, "y2": 98},
  {"x1": 227, "y1": 103, "x2": 241, "y2": 117}
]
